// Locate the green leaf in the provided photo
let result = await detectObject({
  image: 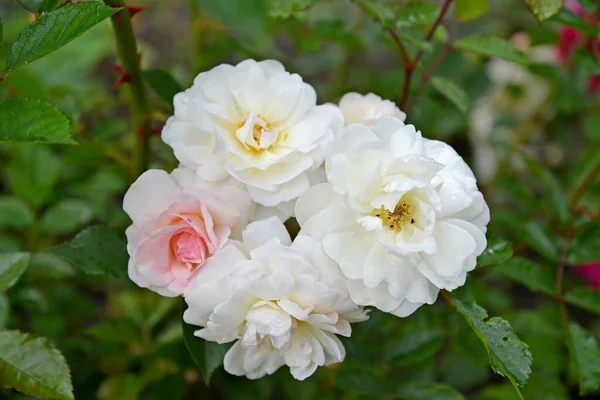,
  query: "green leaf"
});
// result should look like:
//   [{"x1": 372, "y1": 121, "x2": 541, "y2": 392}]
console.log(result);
[
  {"x1": 181, "y1": 301, "x2": 230, "y2": 385},
  {"x1": 477, "y1": 234, "x2": 513, "y2": 267},
  {"x1": 549, "y1": 8, "x2": 600, "y2": 38},
  {"x1": 495, "y1": 212, "x2": 560, "y2": 262},
  {"x1": 0, "y1": 99, "x2": 74, "y2": 144},
  {"x1": 455, "y1": 0, "x2": 490, "y2": 22},
  {"x1": 565, "y1": 287, "x2": 600, "y2": 315},
  {"x1": 353, "y1": 0, "x2": 396, "y2": 29},
  {"x1": 268, "y1": 0, "x2": 313, "y2": 18},
  {"x1": 98, "y1": 374, "x2": 140, "y2": 400},
  {"x1": 49, "y1": 226, "x2": 127, "y2": 278},
  {"x1": 0, "y1": 294, "x2": 9, "y2": 329},
  {"x1": 143, "y1": 69, "x2": 183, "y2": 108},
  {"x1": 524, "y1": 0, "x2": 563, "y2": 22},
  {"x1": 0, "y1": 330, "x2": 73, "y2": 400},
  {"x1": 496, "y1": 257, "x2": 556, "y2": 296},
  {"x1": 40, "y1": 199, "x2": 94, "y2": 235},
  {"x1": 0, "y1": 253, "x2": 30, "y2": 292},
  {"x1": 86, "y1": 320, "x2": 143, "y2": 345},
  {"x1": 396, "y1": 1, "x2": 439, "y2": 28},
  {"x1": 334, "y1": 365, "x2": 385, "y2": 395},
  {"x1": 6, "y1": 145, "x2": 61, "y2": 208},
  {"x1": 430, "y1": 76, "x2": 469, "y2": 113},
  {"x1": 454, "y1": 36, "x2": 529, "y2": 65},
  {"x1": 522, "y1": 154, "x2": 571, "y2": 225},
  {"x1": 0, "y1": 18, "x2": 3, "y2": 49},
  {"x1": 396, "y1": 381, "x2": 466, "y2": 400},
  {"x1": 383, "y1": 326, "x2": 445, "y2": 365},
  {"x1": 0, "y1": 197, "x2": 34, "y2": 230},
  {"x1": 15, "y1": 0, "x2": 61, "y2": 13},
  {"x1": 4, "y1": 2, "x2": 119, "y2": 74},
  {"x1": 568, "y1": 323, "x2": 600, "y2": 395},
  {"x1": 583, "y1": 114, "x2": 600, "y2": 143},
  {"x1": 451, "y1": 300, "x2": 532, "y2": 393}
]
